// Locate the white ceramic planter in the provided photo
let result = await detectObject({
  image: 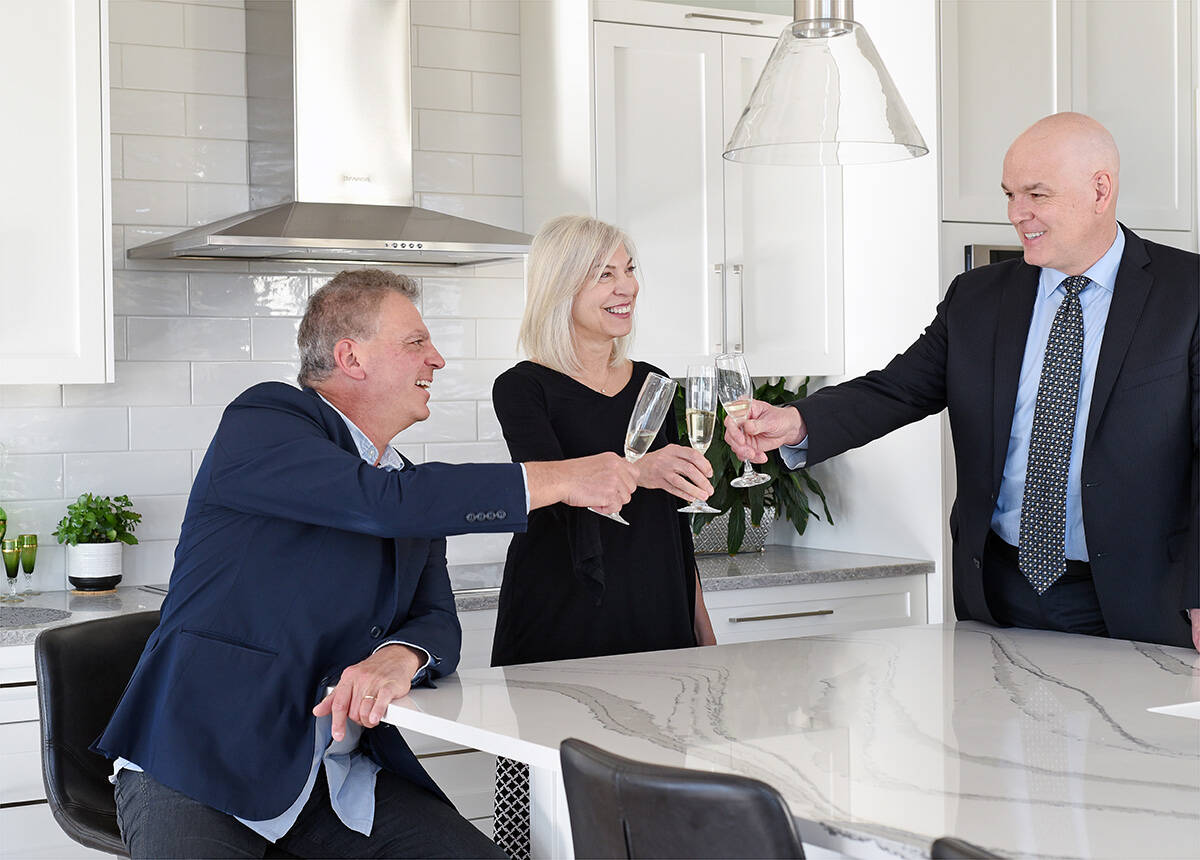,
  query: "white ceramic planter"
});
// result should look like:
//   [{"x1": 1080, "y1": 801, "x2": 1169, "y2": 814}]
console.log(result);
[{"x1": 67, "y1": 541, "x2": 123, "y2": 591}]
